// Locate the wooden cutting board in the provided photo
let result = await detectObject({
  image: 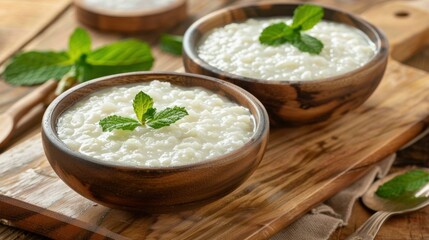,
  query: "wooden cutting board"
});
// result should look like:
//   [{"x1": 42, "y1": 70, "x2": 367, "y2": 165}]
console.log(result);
[{"x1": 1, "y1": 1, "x2": 429, "y2": 239}]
